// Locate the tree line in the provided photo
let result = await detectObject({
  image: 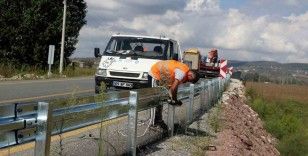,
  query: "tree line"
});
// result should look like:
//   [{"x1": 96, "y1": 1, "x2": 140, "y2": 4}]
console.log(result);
[
  {"x1": 232, "y1": 71, "x2": 303, "y2": 85},
  {"x1": 0, "y1": 0, "x2": 87, "y2": 69}
]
